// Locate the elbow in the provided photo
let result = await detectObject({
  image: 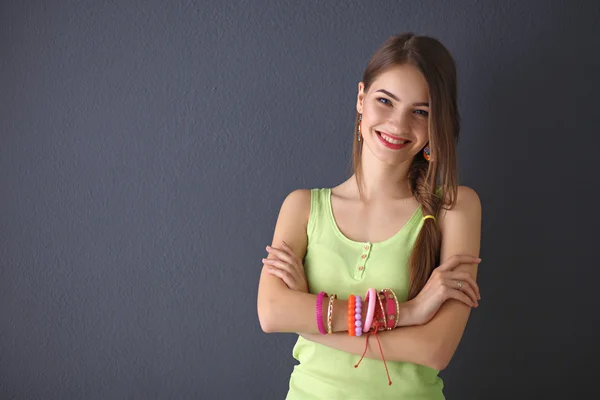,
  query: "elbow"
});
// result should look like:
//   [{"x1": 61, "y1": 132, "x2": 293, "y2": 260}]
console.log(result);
[
  {"x1": 420, "y1": 354, "x2": 447, "y2": 371},
  {"x1": 258, "y1": 311, "x2": 275, "y2": 333},
  {"x1": 428, "y1": 343, "x2": 453, "y2": 371},
  {"x1": 430, "y1": 357, "x2": 449, "y2": 372},
  {"x1": 257, "y1": 297, "x2": 278, "y2": 333}
]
